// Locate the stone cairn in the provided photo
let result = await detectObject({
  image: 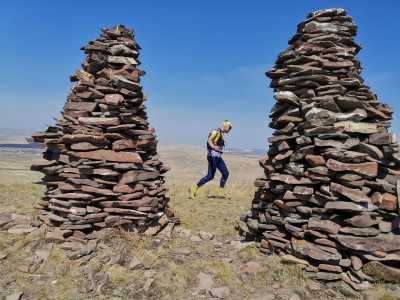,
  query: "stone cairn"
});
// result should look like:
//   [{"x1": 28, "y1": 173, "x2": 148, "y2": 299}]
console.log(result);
[
  {"x1": 239, "y1": 8, "x2": 400, "y2": 289},
  {"x1": 31, "y1": 25, "x2": 175, "y2": 242}
]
